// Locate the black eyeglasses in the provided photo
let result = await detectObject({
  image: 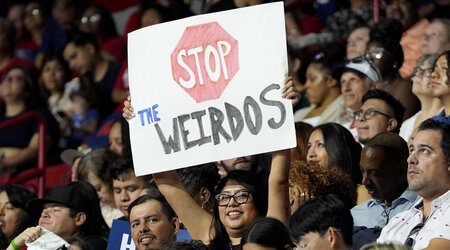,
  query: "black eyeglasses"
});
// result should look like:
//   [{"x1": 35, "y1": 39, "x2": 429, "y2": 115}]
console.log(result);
[
  {"x1": 404, "y1": 222, "x2": 425, "y2": 247},
  {"x1": 353, "y1": 108, "x2": 392, "y2": 121},
  {"x1": 215, "y1": 190, "x2": 252, "y2": 207}
]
